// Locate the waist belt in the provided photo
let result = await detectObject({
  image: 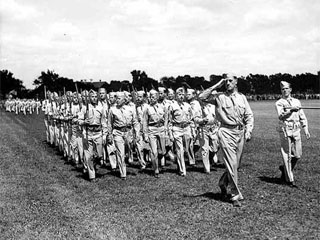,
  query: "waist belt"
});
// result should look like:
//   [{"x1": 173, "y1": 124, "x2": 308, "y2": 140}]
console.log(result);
[
  {"x1": 87, "y1": 125, "x2": 102, "y2": 132},
  {"x1": 149, "y1": 122, "x2": 164, "y2": 127},
  {"x1": 173, "y1": 122, "x2": 190, "y2": 128},
  {"x1": 114, "y1": 126, "x2": 132, "y2": 132},
  {"x1": 220, "y1": 124, "x2": 244, "y2": 130}
]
